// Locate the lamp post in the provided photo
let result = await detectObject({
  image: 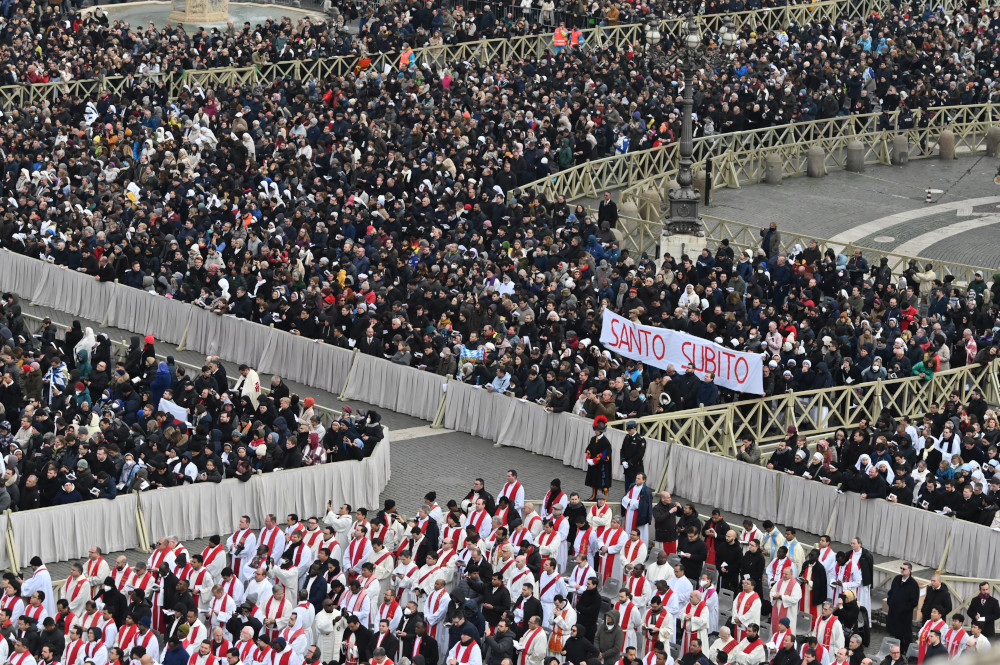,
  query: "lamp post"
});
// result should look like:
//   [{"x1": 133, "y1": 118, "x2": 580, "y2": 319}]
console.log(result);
[{"x1": 649, "y1": 12, "x2": 736, "y2": 243}]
